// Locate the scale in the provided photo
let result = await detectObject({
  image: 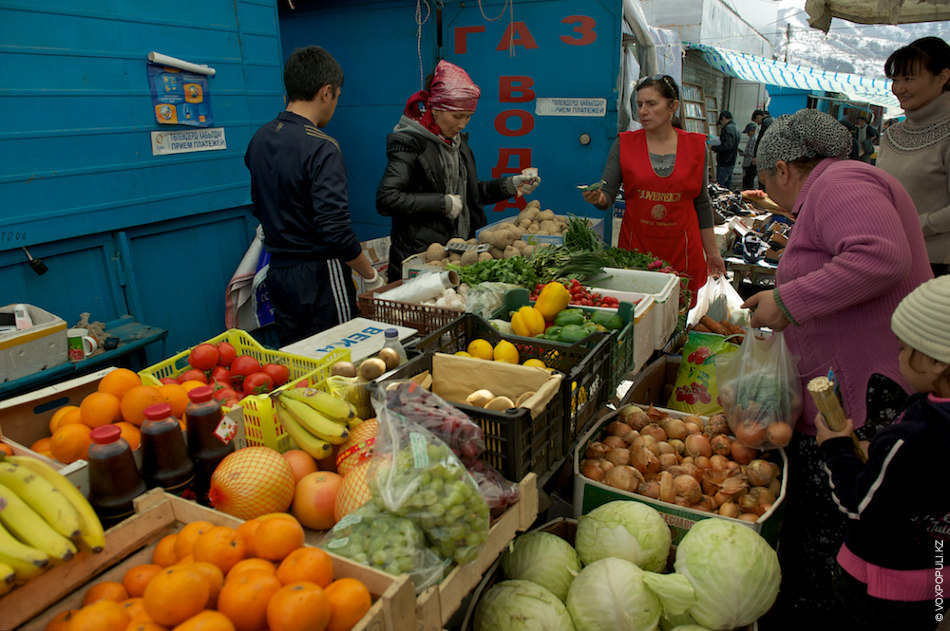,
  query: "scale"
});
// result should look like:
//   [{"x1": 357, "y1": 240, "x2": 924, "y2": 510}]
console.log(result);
[{"x1": 445, "y1": 242, "x2": 490, "y2": 254}]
